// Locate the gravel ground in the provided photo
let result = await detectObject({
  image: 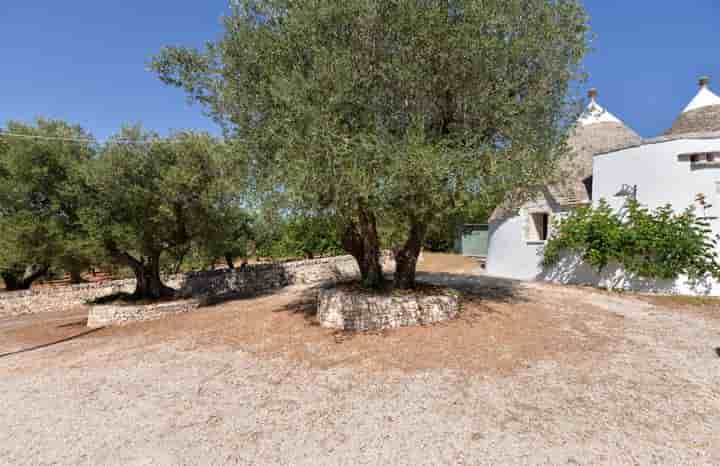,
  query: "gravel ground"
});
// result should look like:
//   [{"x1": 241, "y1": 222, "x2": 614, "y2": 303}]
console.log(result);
[{"x1": 1, "y1": 255, "x2": 720, "y2": 465}]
